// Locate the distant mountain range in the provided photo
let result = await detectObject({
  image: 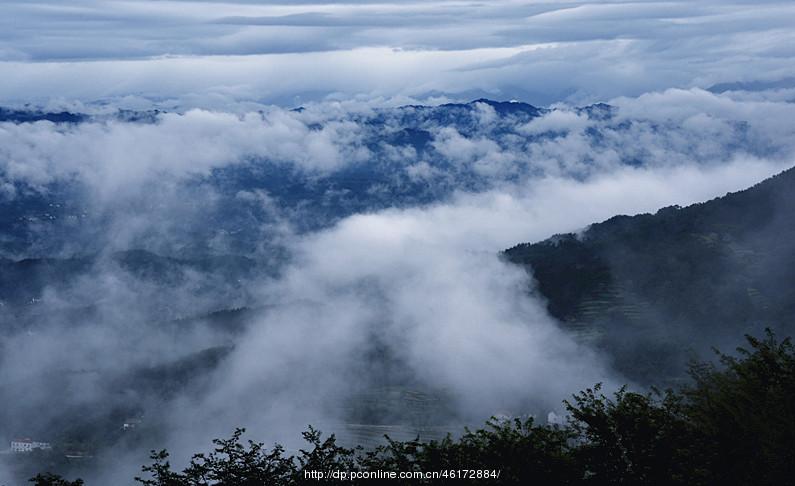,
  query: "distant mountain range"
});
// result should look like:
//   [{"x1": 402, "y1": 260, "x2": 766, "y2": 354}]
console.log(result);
[
  {"x1": 0, "y1": 100, "x2": 604, "y2": 257},
  {"x1": 2, "y1": 102, "x2": 794, "y2": 475},
  {"x1": 3, "y1": 100, "x2": 791, "y2": 385},
  {"x1": 1, "y1": 98, "x2": 763, "y2": 261},
  {"x1": 504, "y1": 166, "x2": 795, "y2": 383}
]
